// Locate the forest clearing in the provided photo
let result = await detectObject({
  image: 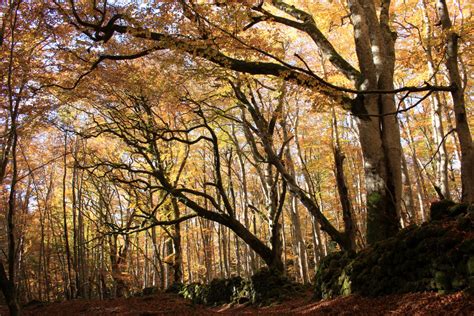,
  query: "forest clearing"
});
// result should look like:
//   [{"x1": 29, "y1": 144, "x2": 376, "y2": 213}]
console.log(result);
[{"x1": 0, "y1": 0, "x2": 473, "y2": 315}]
